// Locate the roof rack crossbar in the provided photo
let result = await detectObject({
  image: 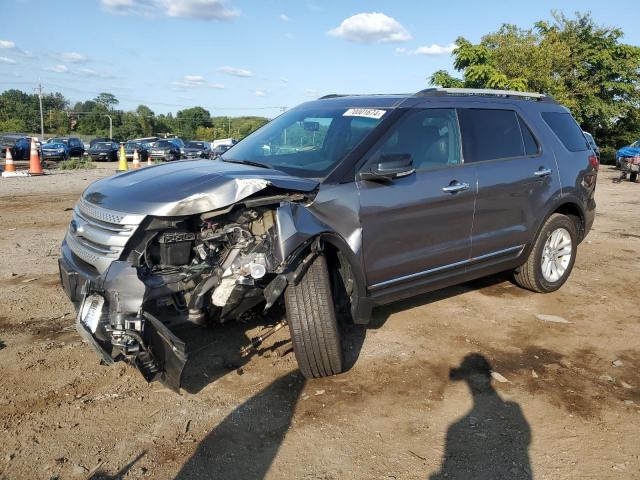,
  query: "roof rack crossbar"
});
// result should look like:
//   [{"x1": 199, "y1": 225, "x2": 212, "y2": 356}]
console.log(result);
[{"x1": 415, "y1": 87, "x2": 555, "y2": 102}]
